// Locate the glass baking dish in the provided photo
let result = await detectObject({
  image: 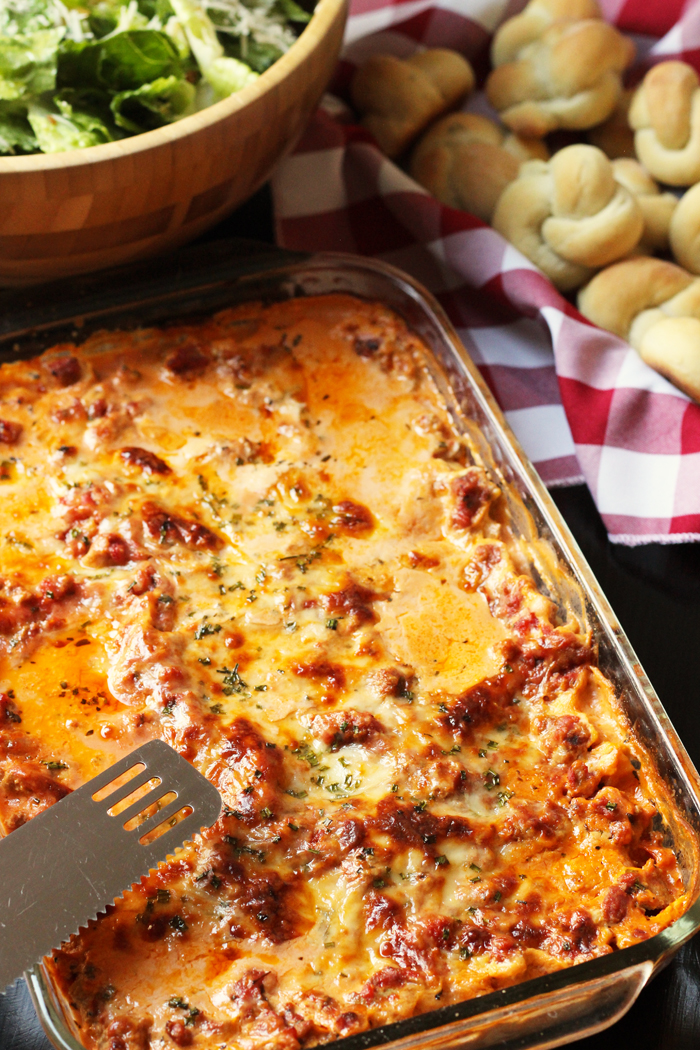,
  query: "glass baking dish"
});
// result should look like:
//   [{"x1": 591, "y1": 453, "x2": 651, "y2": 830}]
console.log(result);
[{"x1": 2, "y1": 251, "x2": 699, "y2": 1050}]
